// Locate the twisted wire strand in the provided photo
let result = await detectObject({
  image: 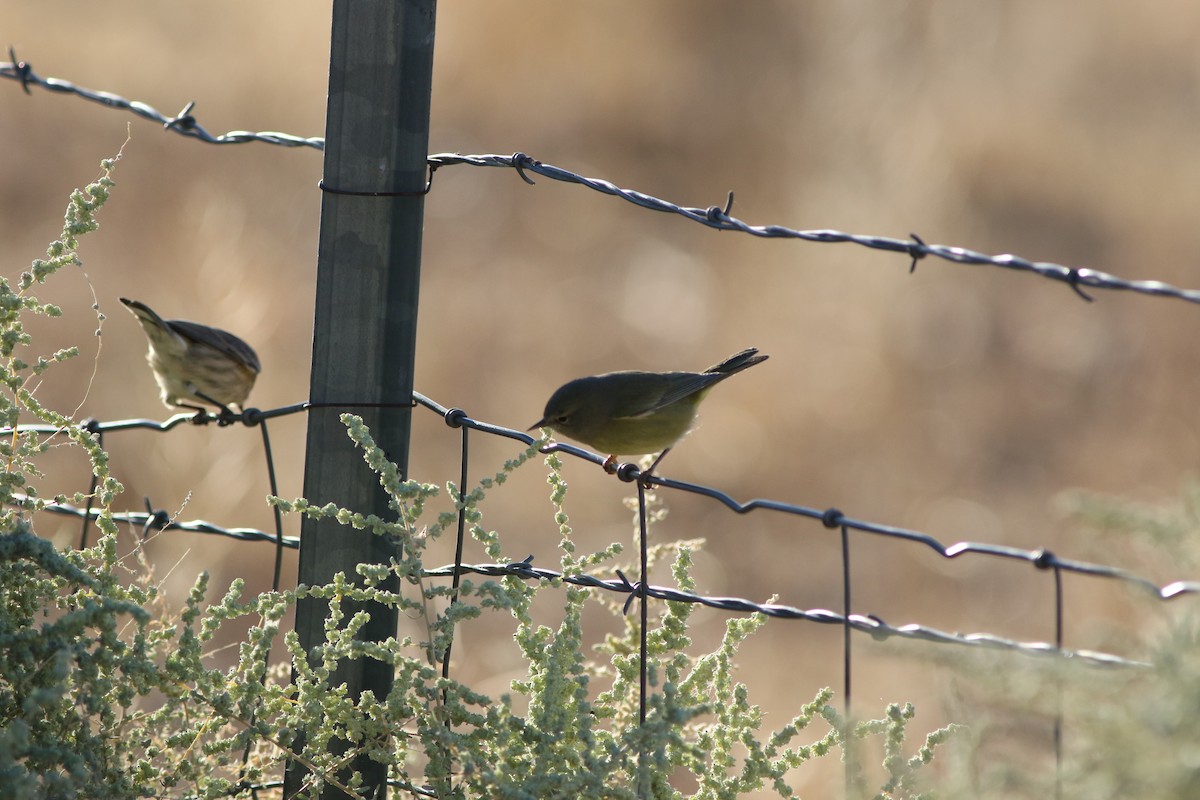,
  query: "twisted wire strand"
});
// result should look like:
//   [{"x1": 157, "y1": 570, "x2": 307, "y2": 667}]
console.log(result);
[
  {"x1": 423, "y1": 560, "x2": 1146, "y2": 669},
  {"x1": 6, "y1": 53, "x2": 1200, "y2": 303},
  {"x1": 29, "y1": 493, "x2": 1143, "y2": 667},
  {"x1": 427, "y1": 152, "x2": 1200, "y2": 306},
  {"x1": 12, "y1": 492, "x2": 298, "y2": 548},
  {"x1": 1, "y1": 51, "x2": 323, "y2": 150}
]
